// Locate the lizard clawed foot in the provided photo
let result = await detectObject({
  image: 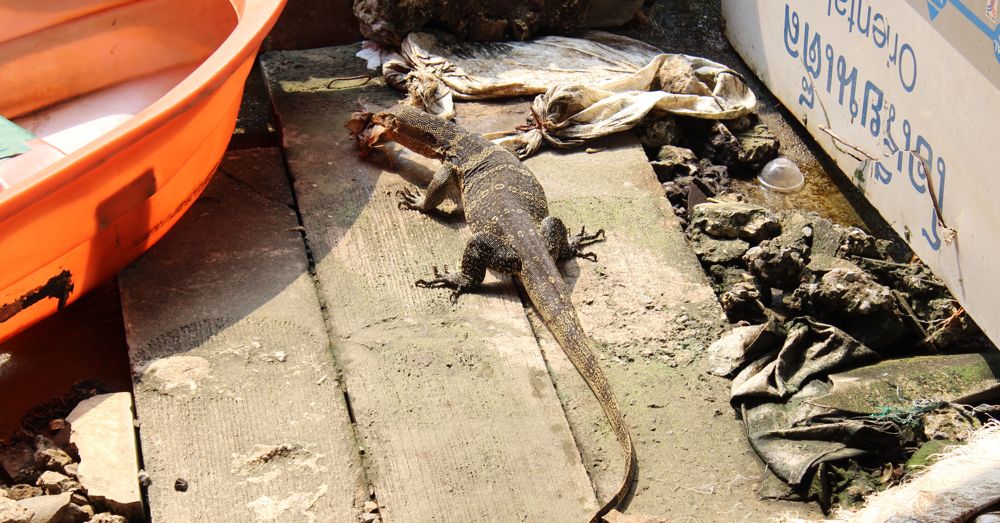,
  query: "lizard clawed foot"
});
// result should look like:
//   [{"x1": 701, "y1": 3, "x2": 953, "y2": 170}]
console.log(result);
[
  {"x1": 397, "y1": 186, "x2": 425, "y2": 211},
  {"x1": 569, "y1": 226, "x2": 605, "y2": 262},
  {"x1": 415, "y1": 266, "x2": 472, "y2": 303},
  {"x1": 572, "y1": 226, "x2": 605, "y2": 246}
]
